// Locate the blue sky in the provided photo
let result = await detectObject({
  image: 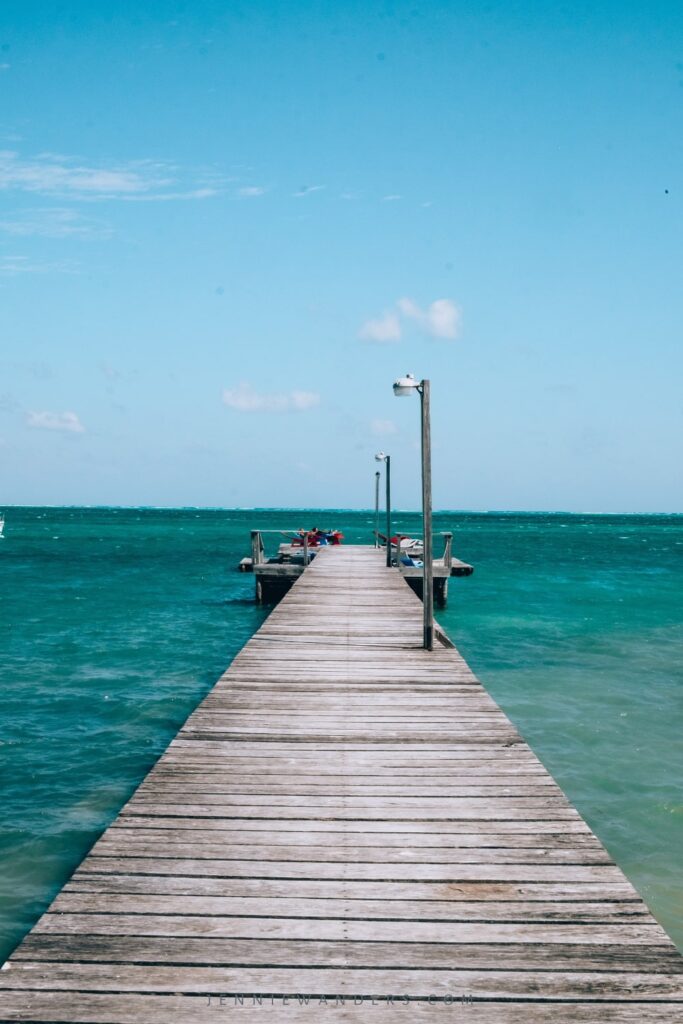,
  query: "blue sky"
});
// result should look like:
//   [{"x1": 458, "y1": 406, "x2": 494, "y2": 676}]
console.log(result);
[{"x1": 1, "y1": 0, "x2": 682, "y2": 511}]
